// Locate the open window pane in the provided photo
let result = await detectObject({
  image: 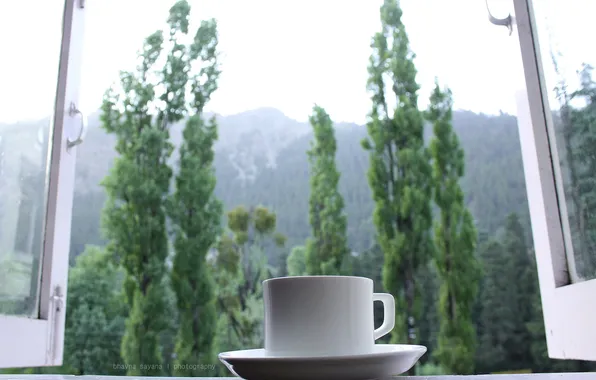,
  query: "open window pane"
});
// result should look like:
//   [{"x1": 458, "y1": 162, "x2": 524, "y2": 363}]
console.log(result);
[
  {"x1": 513, "y1": 0, "x2": 596, "y2": 360},
  {"x1": 529, "y1": 0, "x2": 596, "y2": 283},
  {"x1": 0, "y1": 0, "x2": 85, "y2": 368},
  {"x1": 0, "y1": 1, "x2": 65, "y2": 317}
]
